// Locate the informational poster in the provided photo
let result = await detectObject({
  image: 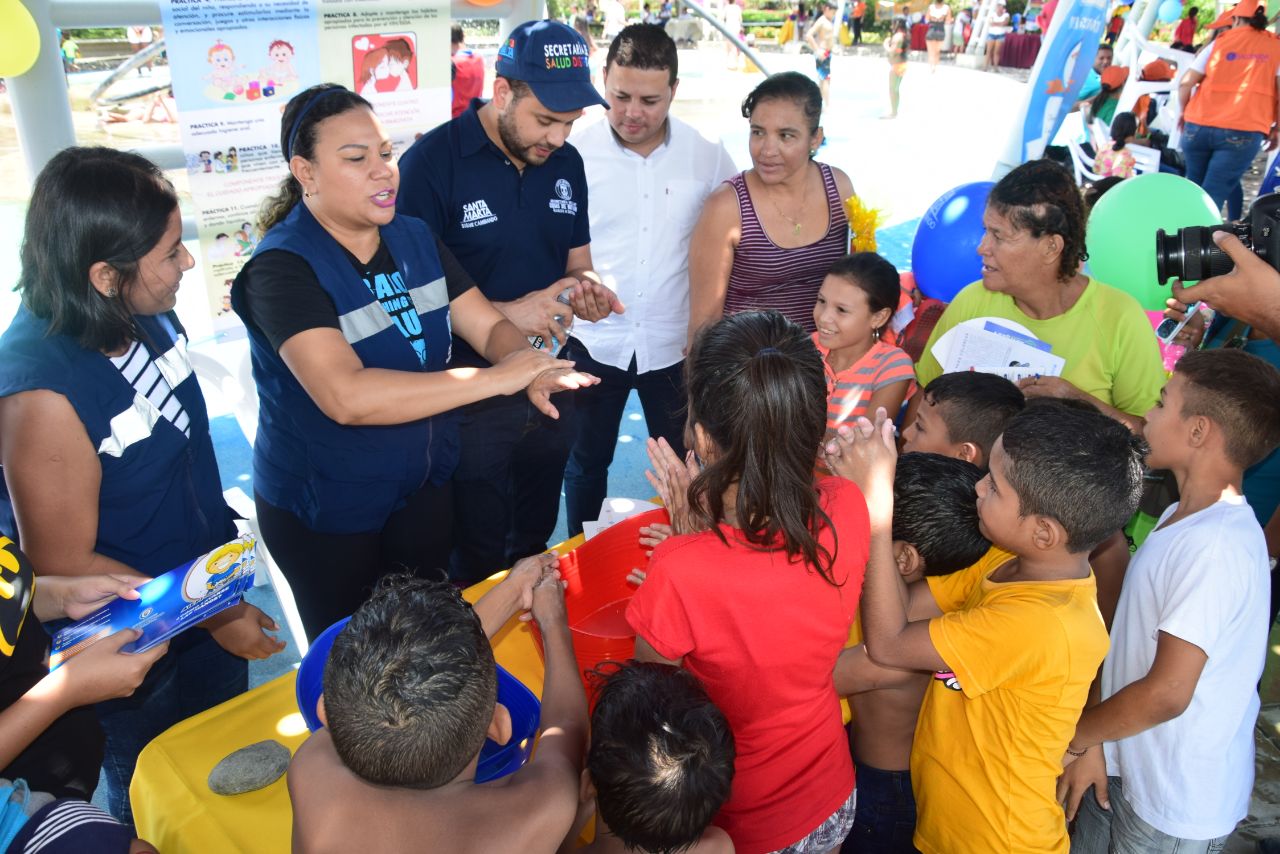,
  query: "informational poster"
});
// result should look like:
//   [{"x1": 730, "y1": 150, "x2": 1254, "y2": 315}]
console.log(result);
[
  {"x1": 993, "y1": 0, "x2": 1107, "y2": 177},
  {"x1": 160, "y1": 0, "x2": 449, "y2": 327}
]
